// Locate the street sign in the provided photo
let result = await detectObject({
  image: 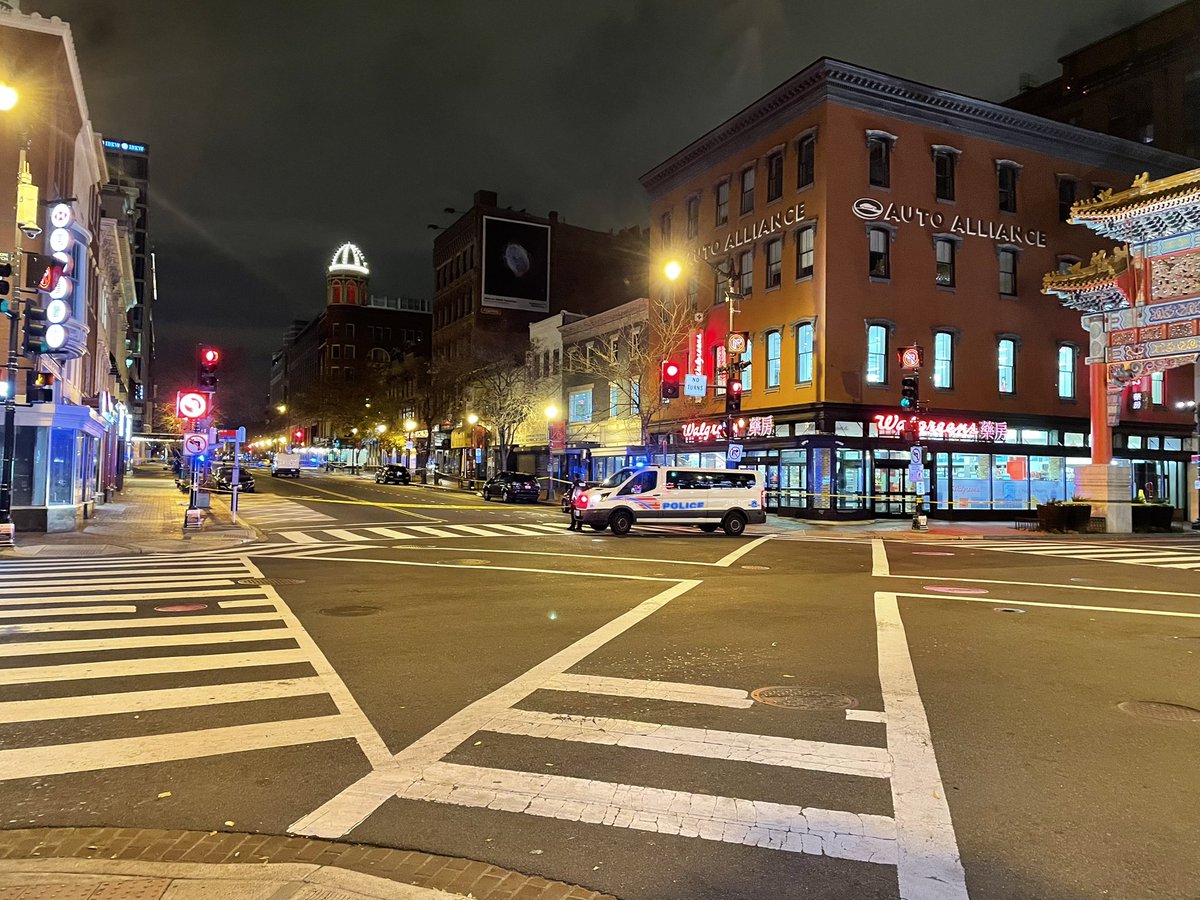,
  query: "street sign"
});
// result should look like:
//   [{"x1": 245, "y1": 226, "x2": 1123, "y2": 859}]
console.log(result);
[
  {"x1": 182, "y1": 432, "x2": 209, "y2": 456},
  {"x1": 216, "y1": 426, "x2": 246, "y2": 442},
  {"x1": 684, "y1": 373, "x2": 708, "y2": 398},
  {"x1": 175, "y1": 391, "x2": 210, "y2": 420},
  {"x1": 909, "y1": 461, "x2": 924, "y2": 485},
  {"x1": 727, "y1": 443, "x2": 744, "y2": 462},
  {"x1": 910, "y1": 445, "x2": 922, "y2": 465}
]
